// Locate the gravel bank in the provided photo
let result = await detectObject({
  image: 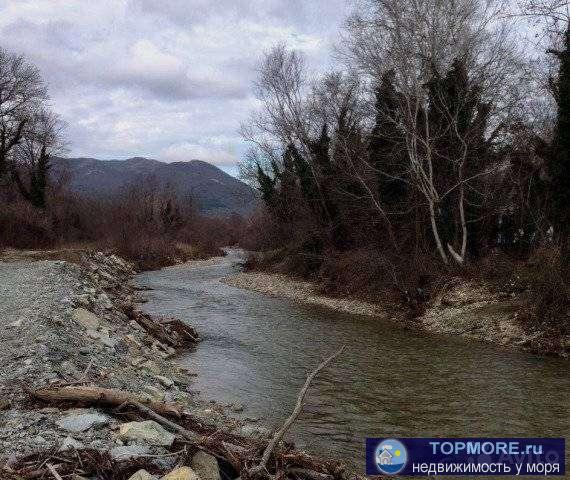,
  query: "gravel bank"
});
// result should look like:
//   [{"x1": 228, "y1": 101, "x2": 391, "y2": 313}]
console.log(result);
[
  {"x1": 223, "y1": 271, "x2": 569, "y2": 356},
  {"x1": 223, "y1": 272, "x2": 390, "y2": 318},
  {"x1": 0, "y1": 252, "x2": 264, "y2": 472}
]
